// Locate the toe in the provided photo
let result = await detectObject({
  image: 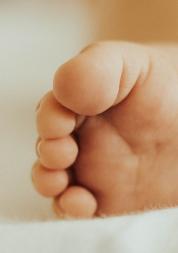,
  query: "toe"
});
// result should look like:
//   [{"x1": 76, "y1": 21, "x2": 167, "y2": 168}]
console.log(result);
[
  {"x1": 36, "y1": 91, "x2": 76, "y2": 139},
  {"x1": 54, "y1": 186, "x2": 97, "y2": 218},
  {"x1": 38, "y1": 136, "x2": 78, "y2": 169},
  {"x1": 53, "y1": 42, "x2": 123, "y2": 116},
  {"x1": 53, "y1": 42, "x2": 158, "y2": 116},
  {"x1": 32, "y1": 162, "x2": 69, "y2": 197}
]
